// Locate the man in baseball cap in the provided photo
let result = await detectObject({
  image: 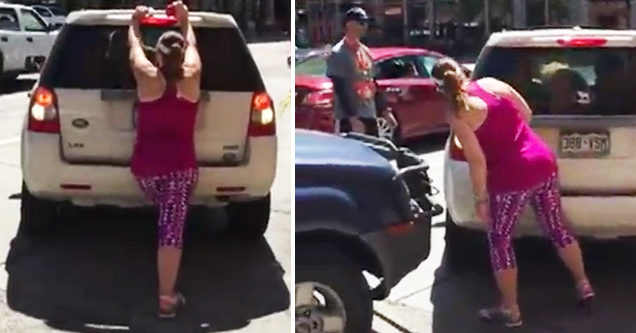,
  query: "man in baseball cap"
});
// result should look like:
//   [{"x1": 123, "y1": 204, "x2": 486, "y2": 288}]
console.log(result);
[{"x1": 325, "y1": 7, "x2": 396, "y2": 137}]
